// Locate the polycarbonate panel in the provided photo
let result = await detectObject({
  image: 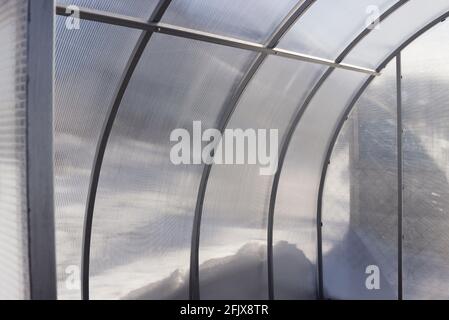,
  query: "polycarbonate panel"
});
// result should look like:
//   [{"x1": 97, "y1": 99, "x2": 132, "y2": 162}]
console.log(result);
[
  {"x1": 199, "y1": 56, "x2": 325, "y2": 300},
  {"x1": 278, "y1": 0, "x2": 396, "y2": 60},
  {"x1": 162, "y1": 0, "x2": 299, "y2": 44},
  {"x1": 402, "y1": 20, "x2": 449, "y2": 299},
  {"x1": 89, "y1": 33, "x2": 255, "y2": 300},
  {"x1": 54, "y1": 18, "x2": 142, "y2": 299},
  {"x1": 345, "y1": 0, "x2": 449, "y2": 69},
  {"x1": 0, "y1": 0, "x2": 29, "y2": 300},
  {"x1": 57, "y1": 0, "x2": 158, "y2": 19},
  {"x1": 274, "y1": 69, "x2": 368, "y2": 299},
  {"x1": 322, "y1": 60, "x2": 398, "y2": 300}
]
